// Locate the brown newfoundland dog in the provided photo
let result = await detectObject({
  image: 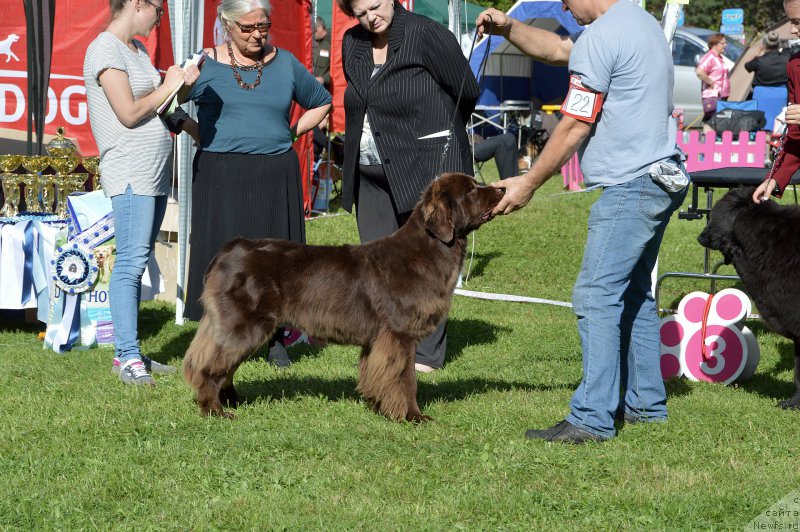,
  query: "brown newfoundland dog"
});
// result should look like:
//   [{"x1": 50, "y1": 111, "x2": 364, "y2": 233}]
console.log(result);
[
  {"x1": 184, "y1": 173, "x2": 504, "y2": 421},
  {"x1": 697, "y1": 186, "x2": 800, "y2": 409}
]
